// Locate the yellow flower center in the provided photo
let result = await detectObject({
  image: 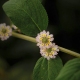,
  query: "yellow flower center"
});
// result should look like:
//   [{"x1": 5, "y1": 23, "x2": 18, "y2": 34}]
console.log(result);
[
  {"x1": 46, "y1": 48, "x2": 52, "y2": 53},
  {"x1": 45, "y1": 48, "x2": 54, "y2": 56},
  {"x1": 42, "y1": 37, "x2": 49, "y2": 43},
  {"x1": 2, "y1": 28, "x2": 7, "y2": 33}
]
